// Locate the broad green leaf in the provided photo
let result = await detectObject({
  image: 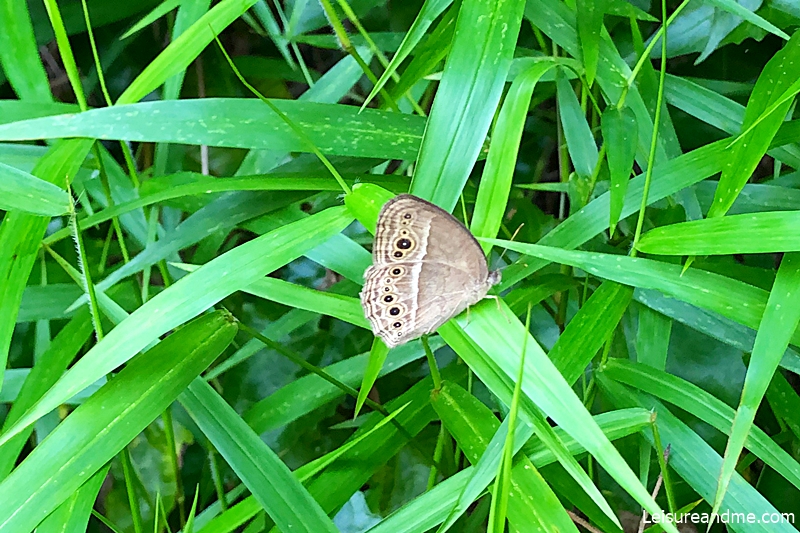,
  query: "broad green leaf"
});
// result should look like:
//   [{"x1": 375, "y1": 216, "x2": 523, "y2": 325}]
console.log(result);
[
  {"x1": 712, "y1": 253, "x2": 800, "y2": 518},
  {"x1": 0, "y1": 99, "x2": 426, "y2": 160},
  {"x1": 0, "y1": 206, "x2": 353, "y2": 447},
  {"x1": 180, "y1": 379, "x2": 339, "y2": 533},
  {"x1": 409, "y1": 0, "x2": 526, "y2": 211},
  {"x1": 601, "y1": 106, "x2": 637, "y2": 235},
  {"x1": 708, "y1": 32, "x2": 800, "y2": 217},
  {"x1": 637, "y1": 211, "x2": 800, "y2": 255},
  {"x1": 0, "y1": 311, "x2": 236, "y2": 532}
]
